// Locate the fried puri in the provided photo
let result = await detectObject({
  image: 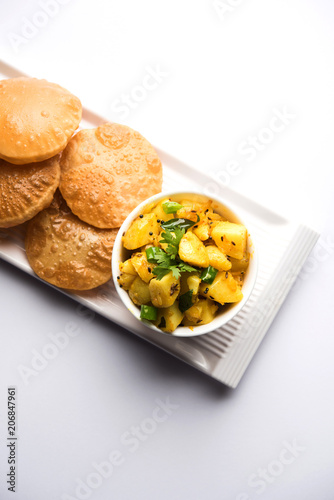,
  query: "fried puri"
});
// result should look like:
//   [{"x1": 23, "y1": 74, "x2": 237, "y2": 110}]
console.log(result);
[
  {"x1": 0, "y1": 77, "x2": 82, "y2": 165},
  {"x1": 25, "y1": 191, "x2": 118, "y2": 290},
  {"x1": 59, "y1": 123, "x2": 162, "y2": 229},
  {"x1": 0, "y1": 155, "x2": 60, "y2": 228}
]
